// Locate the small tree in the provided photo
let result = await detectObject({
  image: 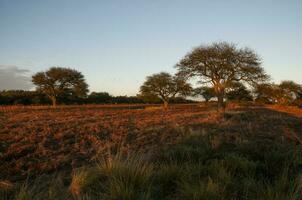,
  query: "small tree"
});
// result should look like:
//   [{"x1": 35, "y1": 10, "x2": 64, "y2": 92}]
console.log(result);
[
  {"x1": 137, "y1": 93, "x2": 162, "y2": 104},
  {"x1": 282, "y1": 81, "x2": 302, "y2": 107},
  {"x1": 140, "y1": 72, "x2": 192, "y2": 108},
  {"x1": 88, "y1": 92, "x2": 112, "y2": 104},
  {"x1": 226, "y1": 82, "x2": 253, "y2": 102},
  {"x1": 194, "y1": 86, "x2": 215, "y2": 104},
  {"x1": 176, "y1": 42, "x2": 268, "y2": 109},
  {"x1": 254, "y1": 81, "x2": 302, "y2": 105},
  {"x1": 32, "y1": 67, "x2": 88, "y2": 106},
  {"x1": 254, "y1": 83, "x2": 277, "y2": 104},
  {"x1": 279, "y1": 81, "x2": 302, "y2": 101}
]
